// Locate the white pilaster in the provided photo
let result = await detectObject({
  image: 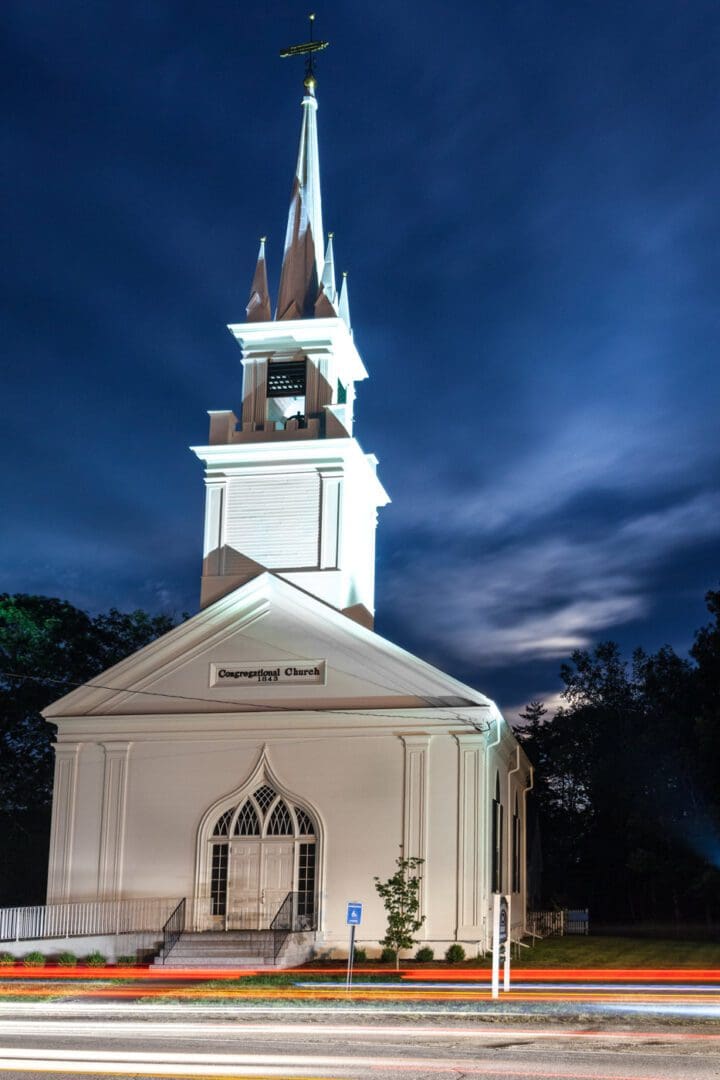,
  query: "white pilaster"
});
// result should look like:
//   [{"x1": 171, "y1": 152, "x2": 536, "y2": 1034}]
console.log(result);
[
  {"x1": 319, "y1": 470, "x2": 342, "y2": 568},
  {"x1": 202, "y1": 482, "x2": 223, "y2": 575},
  {"x1": 97, "y1": 742, "x2": 132, "y2": 899},
  {"x1": 454, "y1": 733, "x2": 486, "y2": 936},
  {"x1": 401, "y1": 734, "x2": 430, "y2": 922},
  {"x1": 46, "y1": 743, "x2": 81, "y2": 903}
]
